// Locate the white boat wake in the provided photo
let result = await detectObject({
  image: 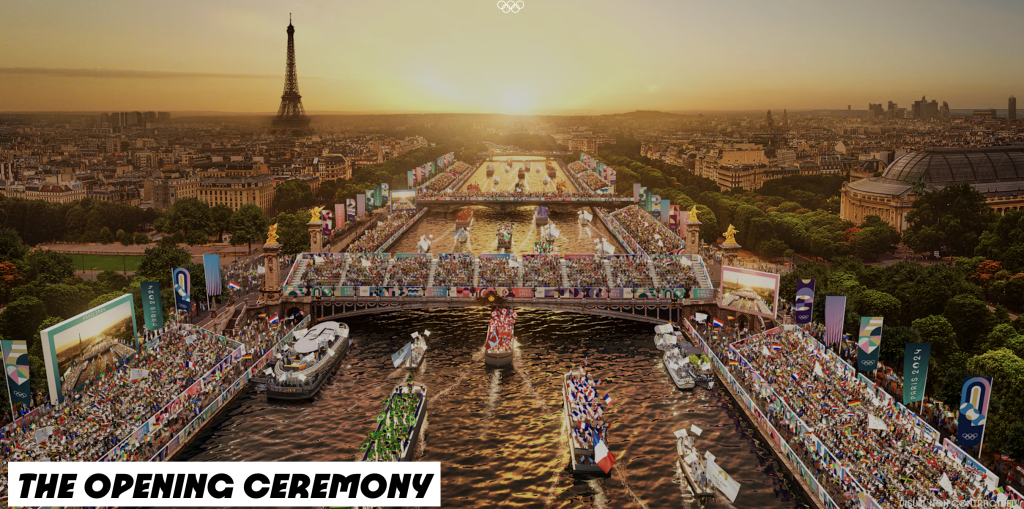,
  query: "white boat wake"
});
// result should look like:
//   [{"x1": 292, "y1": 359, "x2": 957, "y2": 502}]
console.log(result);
[
  {"x1": 543, "y1": 422, "x2": 567, "y2": 508},
  {"x1": 588, "y1": 479, "x2": 609, "y2": 509},
  {"x1": 414, "y1": 414, "x2": 429, "y2": 459},
  {"x1": 513, "y1": 347, "x2": 550, "y2": 413},
  {"x1": 429, "y1": 347, "x2": 485, "y2": 406},
  {"x1": 478, "y1": 370, "x2": 502, "y2": 439},
  {"x1": 613, "y1": 459, "x2": 649, "y2": 509}
]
